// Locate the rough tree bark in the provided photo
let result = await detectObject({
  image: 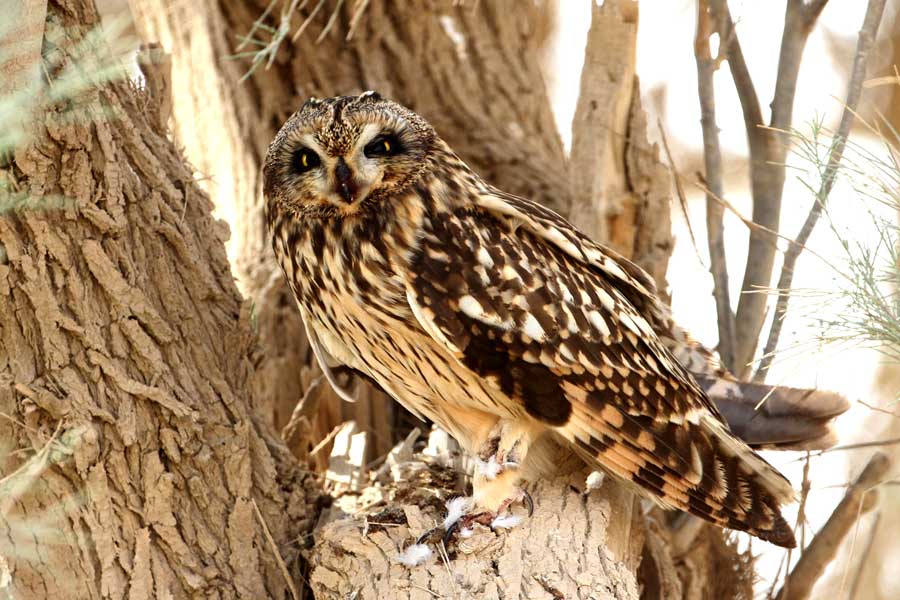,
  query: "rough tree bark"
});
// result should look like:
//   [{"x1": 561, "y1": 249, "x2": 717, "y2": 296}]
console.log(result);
[
  {"x1": 0, "y1": 1, "x2": 318, "y2": 598},
  {"x1": 126, "y1": 0, "x2": 740, "y2": 598}
]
